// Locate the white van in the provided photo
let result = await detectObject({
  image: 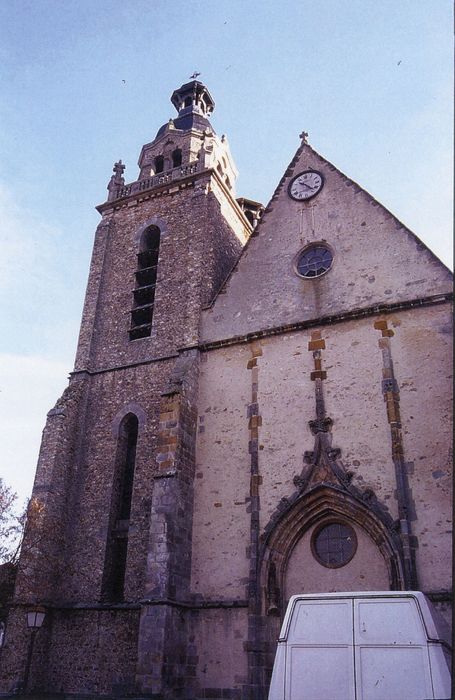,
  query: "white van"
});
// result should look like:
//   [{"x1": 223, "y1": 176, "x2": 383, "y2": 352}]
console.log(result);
[{"x1": 268, "y1": 591, "x2": 452, "y2": 700}]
